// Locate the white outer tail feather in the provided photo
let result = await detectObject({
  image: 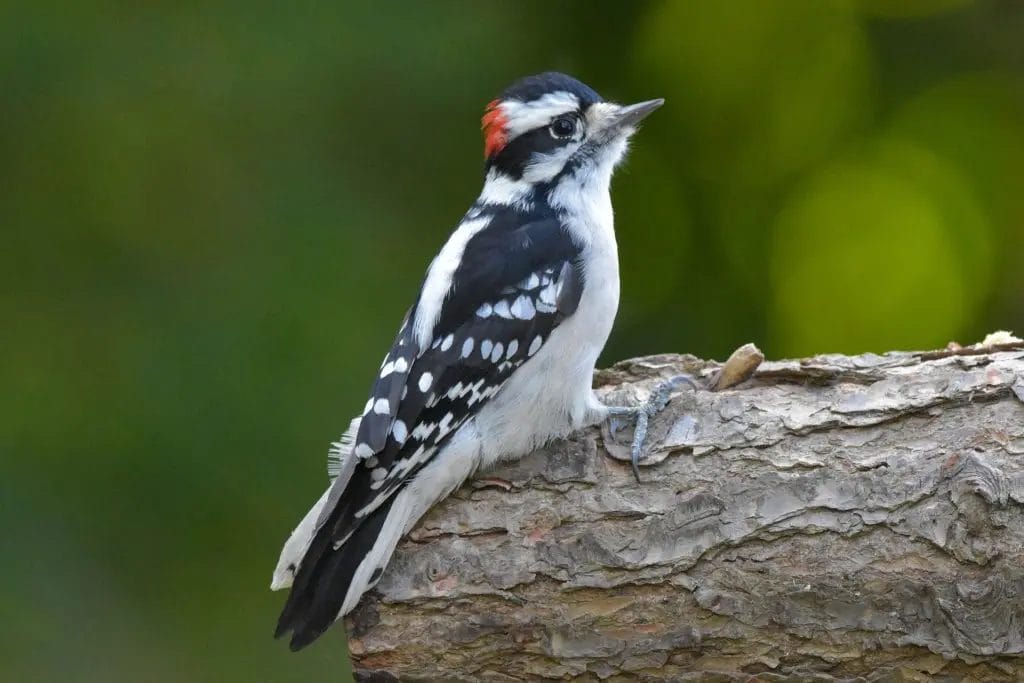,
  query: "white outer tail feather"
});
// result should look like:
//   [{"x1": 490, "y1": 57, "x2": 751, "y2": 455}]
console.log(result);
[
  {"x1": 272, "y1": 413, "x2": 483, "y2": 621},
  {"x1": 270, "y1": 417, "x2": 360, "y2": 591},
  {"x1": 270, "y1": 487, "x2": 330, "y2": 591}
]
